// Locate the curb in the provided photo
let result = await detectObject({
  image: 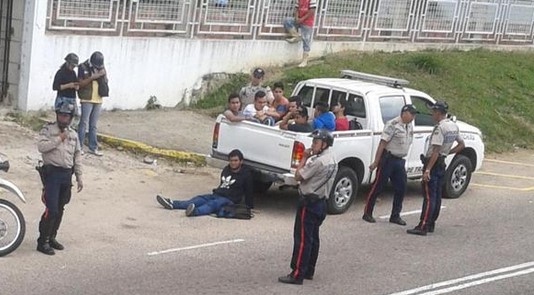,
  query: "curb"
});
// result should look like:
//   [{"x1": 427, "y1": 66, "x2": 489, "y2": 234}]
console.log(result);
[
  {"x1": 37, "y1": 117, "x2": 206, "y2": 166},
  {"x1": 97, "y1": 133, "x2": 207, "y2": 166}
]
